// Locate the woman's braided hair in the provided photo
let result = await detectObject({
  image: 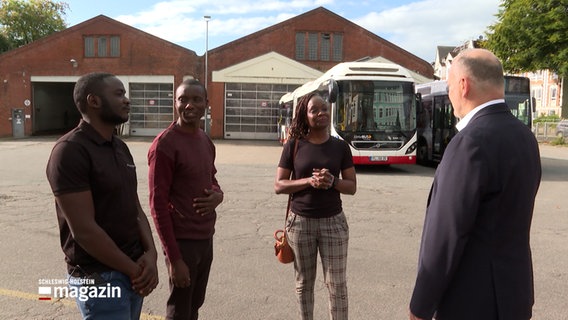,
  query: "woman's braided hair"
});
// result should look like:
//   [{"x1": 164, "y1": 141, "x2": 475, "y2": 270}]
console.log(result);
[{"x1": 288, "y1": 91, "x2": 319, "y2": 140}]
